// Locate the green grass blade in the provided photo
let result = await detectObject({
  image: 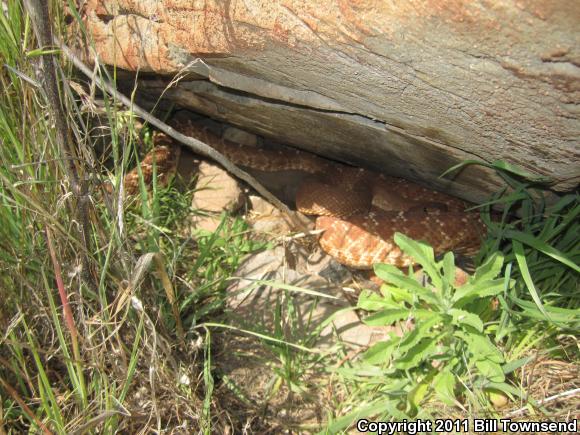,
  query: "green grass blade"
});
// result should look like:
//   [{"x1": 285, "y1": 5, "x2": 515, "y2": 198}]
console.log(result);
[
  {"x1": 505, "y1": 229, "x2": 580, "y2": 273},
  {"x1": 512, "y1": 240, "x2": 551, "y2": 321}
]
